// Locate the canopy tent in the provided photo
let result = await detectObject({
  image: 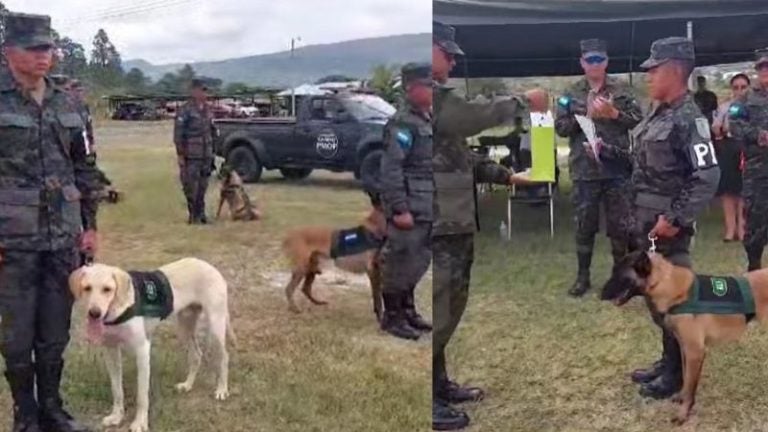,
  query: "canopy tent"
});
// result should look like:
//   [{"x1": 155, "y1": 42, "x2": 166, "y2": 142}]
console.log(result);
[{"x1": 433, "y1": 0, "x2": 768, "y2": 77}]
